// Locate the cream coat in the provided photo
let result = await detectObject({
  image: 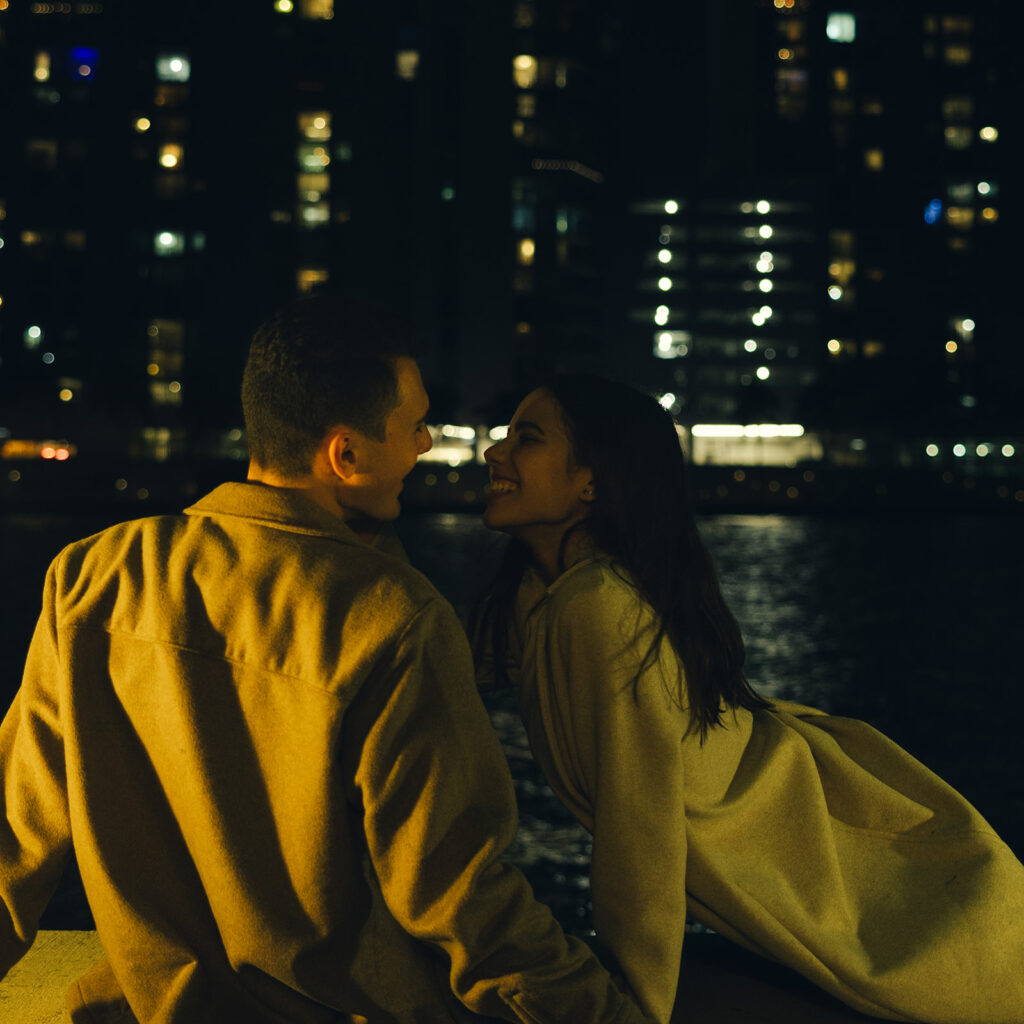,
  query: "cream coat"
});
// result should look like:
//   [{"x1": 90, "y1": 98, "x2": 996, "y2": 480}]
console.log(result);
[
  {"x1": 0, "y1": 484, "x2": 651, "y2": 1024},
  {"x1": 509, "y1": 557, "x2": 1024, "y2": 1024}
]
